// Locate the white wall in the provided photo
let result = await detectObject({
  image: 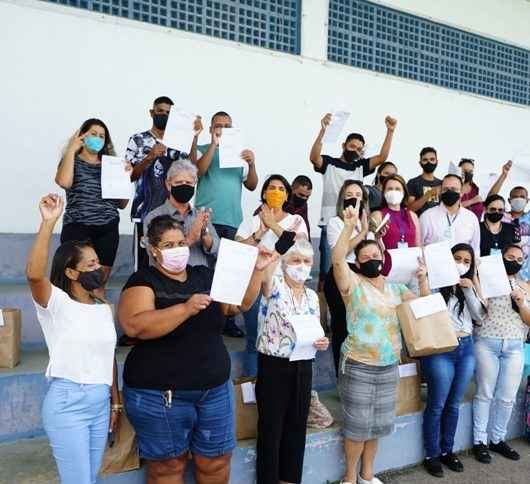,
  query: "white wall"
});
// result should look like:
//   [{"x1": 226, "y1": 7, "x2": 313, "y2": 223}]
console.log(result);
[{"x1": 1, "y1": 0, "x2": 529, "y2": 235}]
